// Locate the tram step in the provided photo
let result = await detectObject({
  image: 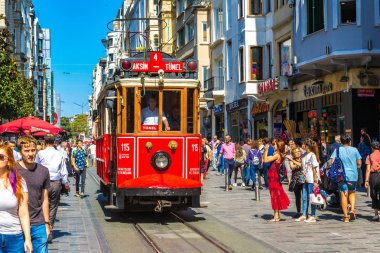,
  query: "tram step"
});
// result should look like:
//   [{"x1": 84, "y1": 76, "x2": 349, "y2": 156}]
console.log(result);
[{"x1": 104, "y1": 205, "x2": 123, "y2": 211}]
